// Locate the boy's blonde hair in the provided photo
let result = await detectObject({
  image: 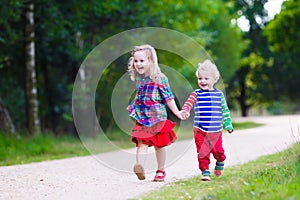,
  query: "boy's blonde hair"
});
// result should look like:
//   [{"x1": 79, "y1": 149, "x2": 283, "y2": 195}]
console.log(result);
[
  {"x1": 196, "y1": 59, "x2": 220, "y2": 82},
  {"x1": 128, "y1": 44, "x2": 164, "y2": 82}
]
